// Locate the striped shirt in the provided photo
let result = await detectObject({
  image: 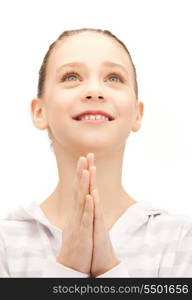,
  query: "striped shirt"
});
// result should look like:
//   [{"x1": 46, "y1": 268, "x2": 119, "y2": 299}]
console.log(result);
[{"x1": 0, "y1": 200, "x2": 192, "y2": 277}]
